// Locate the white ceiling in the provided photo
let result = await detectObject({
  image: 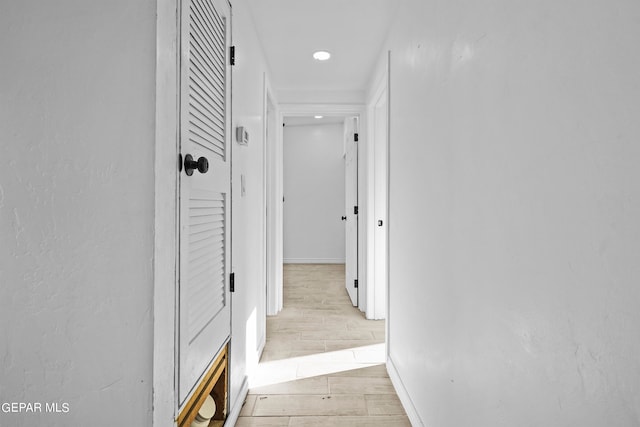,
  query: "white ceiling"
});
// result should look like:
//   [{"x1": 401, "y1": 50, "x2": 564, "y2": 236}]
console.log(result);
[{"x1": 245, "y1": 0, "x2": 398, "y2": 93}]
